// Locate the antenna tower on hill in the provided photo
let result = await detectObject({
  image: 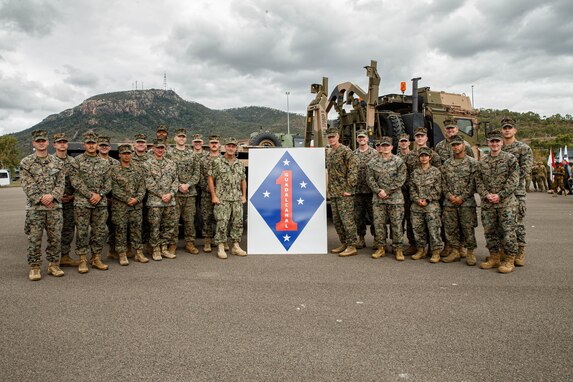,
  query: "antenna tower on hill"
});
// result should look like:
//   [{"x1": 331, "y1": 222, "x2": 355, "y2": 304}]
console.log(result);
[{"x1": 164, "y1": 72, "x2": 167, "y2": 91}]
